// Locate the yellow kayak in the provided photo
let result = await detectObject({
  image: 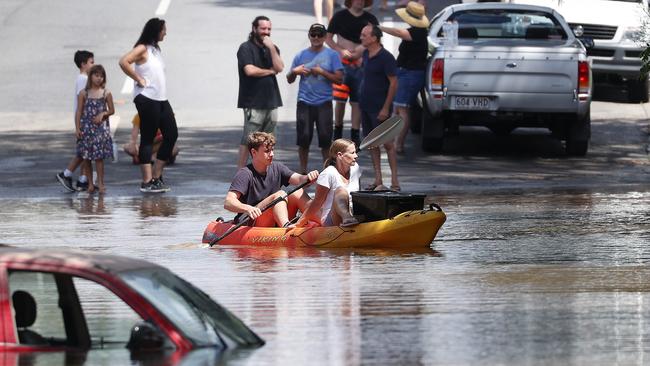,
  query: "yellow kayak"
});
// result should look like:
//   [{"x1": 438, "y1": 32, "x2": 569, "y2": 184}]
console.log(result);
[{"x1": 202, "y1": 206, "x2": 446, "y2": 249}]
